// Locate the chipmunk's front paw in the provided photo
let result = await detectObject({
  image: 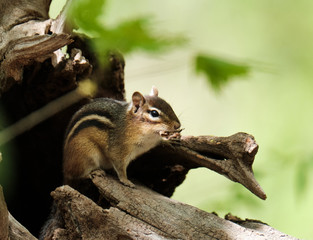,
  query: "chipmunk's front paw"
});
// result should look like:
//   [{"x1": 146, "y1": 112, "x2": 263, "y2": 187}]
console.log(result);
[
  {"x1": 160, "y1": 129, "x2": 183, "y2": 141},
  {"x1": 90, "y1": 169, "x2": 106, "y2": 179},
  {"x1": 120, "y1": 178, "x2": 135, "y2": 188}
]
